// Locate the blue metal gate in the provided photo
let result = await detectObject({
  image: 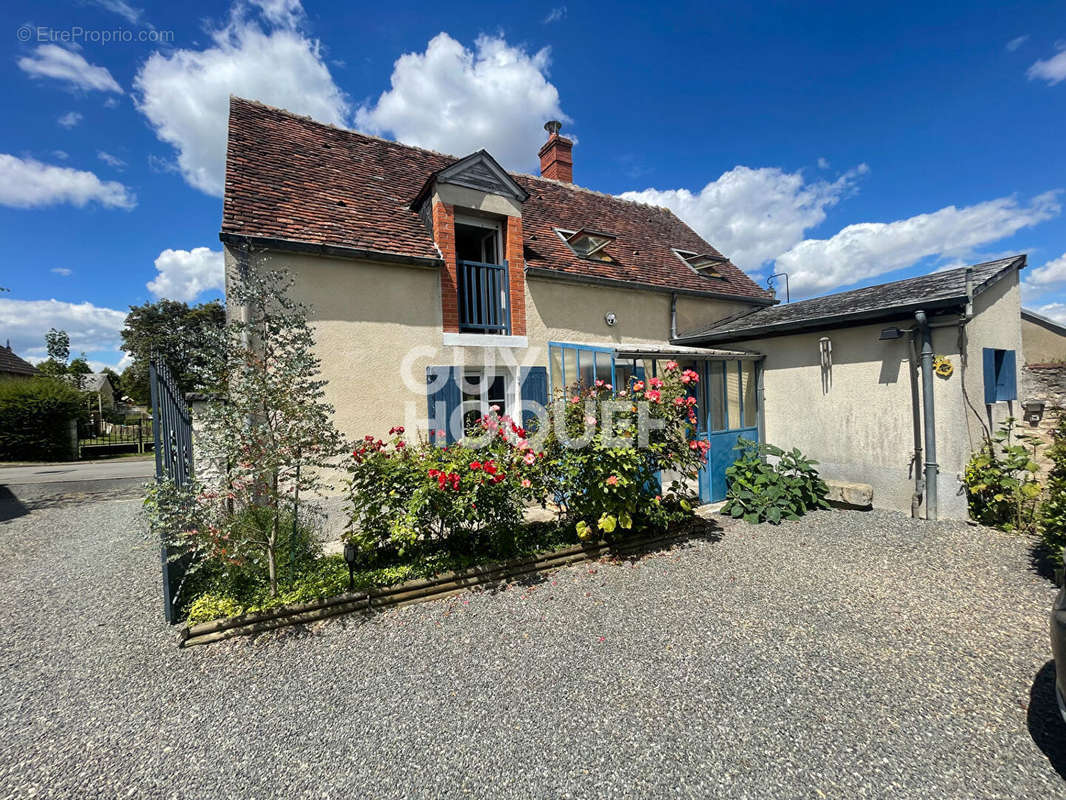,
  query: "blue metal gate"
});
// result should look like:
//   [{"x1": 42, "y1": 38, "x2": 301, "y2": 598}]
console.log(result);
[{"x1": 149, "y1": 357, "x2": 194, "y2": 623}]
